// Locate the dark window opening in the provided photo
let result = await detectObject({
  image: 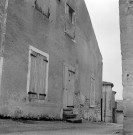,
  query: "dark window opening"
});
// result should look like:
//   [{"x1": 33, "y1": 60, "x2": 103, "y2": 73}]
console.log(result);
[
  {"x1": 67, "y1": 4, "x2": 75, "y2": 23},
  {"x1": 65, "y1": 3, "x2": 76, "y2": 40}
]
